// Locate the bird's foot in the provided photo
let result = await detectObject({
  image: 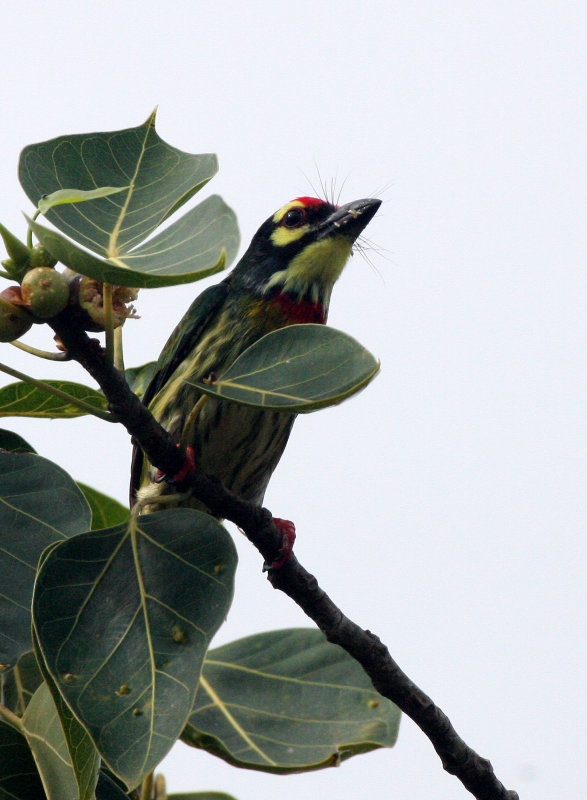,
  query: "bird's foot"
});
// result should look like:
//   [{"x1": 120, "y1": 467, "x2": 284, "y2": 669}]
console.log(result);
[
  {"x1": 154, "y1": 445, "x2": 196, "y2": 488},
  {"x1": 264, "y1": 518, "x2": 296, "y2": 571}
]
